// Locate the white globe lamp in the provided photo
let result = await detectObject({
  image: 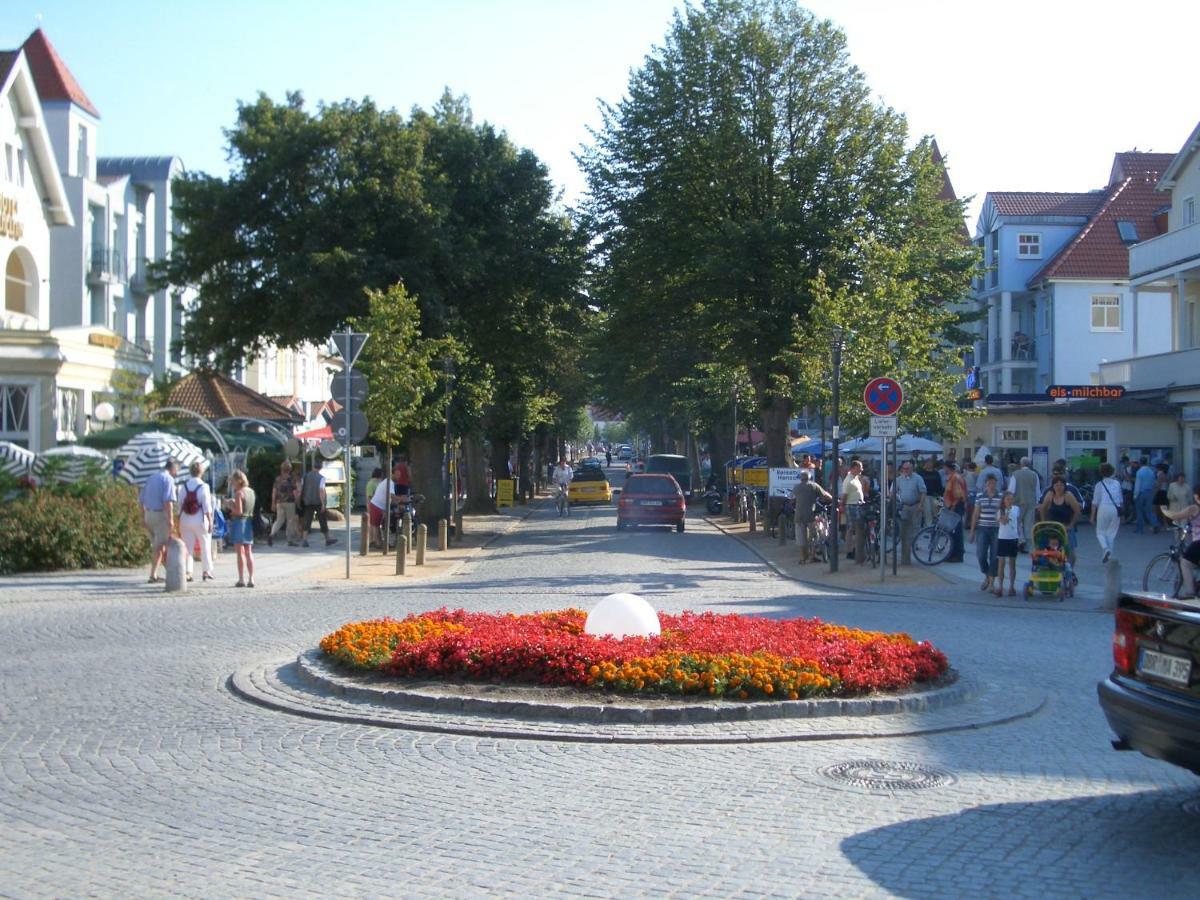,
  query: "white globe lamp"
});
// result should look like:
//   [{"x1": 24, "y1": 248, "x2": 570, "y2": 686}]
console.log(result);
[
  {"x1": 584, "y1": 593, "x2": 661, "y2": 639},
  {"x1": 93, "y1": 401, "x2": 115, "y2": 423}
]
